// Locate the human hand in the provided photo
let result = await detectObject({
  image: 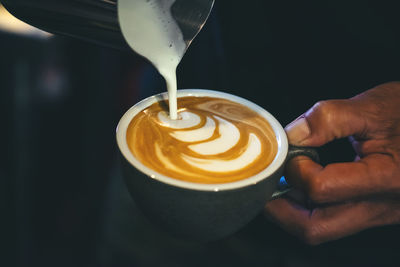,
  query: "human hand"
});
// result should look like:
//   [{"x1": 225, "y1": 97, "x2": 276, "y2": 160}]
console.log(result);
[{"x1": 264, "y1": 82, "x2": 400, "y2": 245}]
